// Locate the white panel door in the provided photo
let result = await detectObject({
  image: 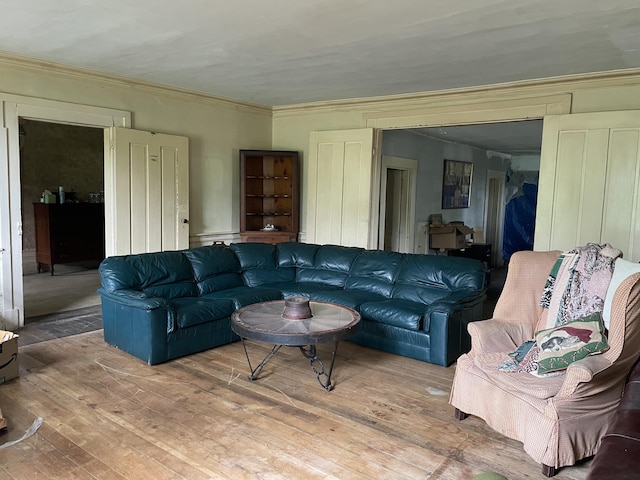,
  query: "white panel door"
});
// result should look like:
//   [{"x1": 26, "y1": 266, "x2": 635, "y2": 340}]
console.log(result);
[
  {"x1": 307, "y1": 129, "x2": 374, "y2": 248},
  {"x1": 105, "y1": 128, "x2": 189, "y2": 256},
  {"x1": 0, "y1": 127, "x2": 20, "y2": 329},
  {"x1": 535, "y1": 111, "x2": 640, "y2": 261}
]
